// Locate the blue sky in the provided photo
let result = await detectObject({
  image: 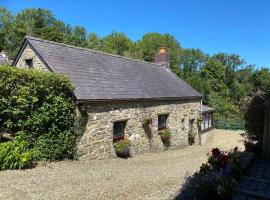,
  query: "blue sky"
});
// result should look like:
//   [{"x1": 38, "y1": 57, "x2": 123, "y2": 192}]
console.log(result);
[{"x1": 1, "y1": 0, "x2": 270, "y2": 68}]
